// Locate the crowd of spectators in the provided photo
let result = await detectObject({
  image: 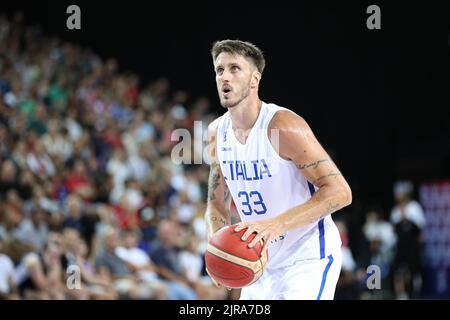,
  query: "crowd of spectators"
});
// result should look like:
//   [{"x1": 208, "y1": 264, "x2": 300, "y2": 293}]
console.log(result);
[
  {"x1": 0, "y1": 12, "x2": 227, "y2": 300},
  {"x1": 334, "y1": 181, "x2": 426, "y2": 299}
]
